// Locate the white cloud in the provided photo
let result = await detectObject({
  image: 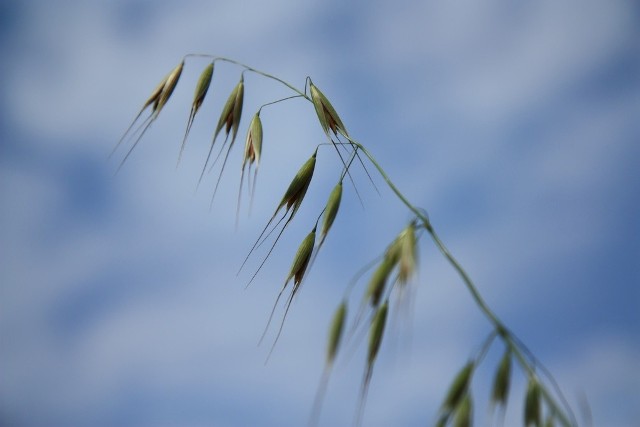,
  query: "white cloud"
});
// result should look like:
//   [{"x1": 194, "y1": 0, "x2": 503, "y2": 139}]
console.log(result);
[{"x1": 362, "y1": 0, "x2": 636, "y2": 129}]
